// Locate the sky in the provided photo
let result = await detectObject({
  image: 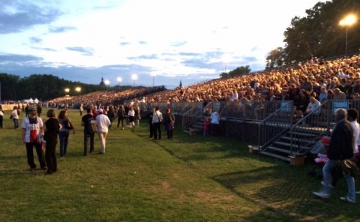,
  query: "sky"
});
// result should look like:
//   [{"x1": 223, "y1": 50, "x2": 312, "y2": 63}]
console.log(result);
[{"x1": 0, "y1": 0, "x2": 324, "y2": 89}]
